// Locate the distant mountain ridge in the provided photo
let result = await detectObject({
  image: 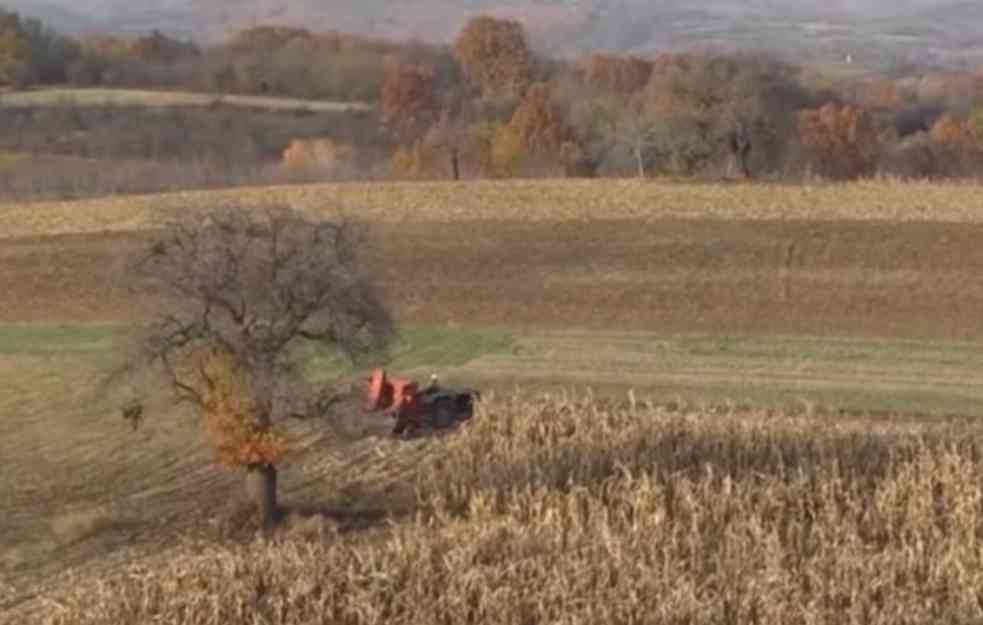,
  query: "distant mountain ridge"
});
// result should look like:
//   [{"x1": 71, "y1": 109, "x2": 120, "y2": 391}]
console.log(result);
[
  {"x1": 0, "y1": 0, "x2": 99, "y2": 34},
  {"x1": 5, "y1": 0, "x2": 983, "y2": 65}
]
